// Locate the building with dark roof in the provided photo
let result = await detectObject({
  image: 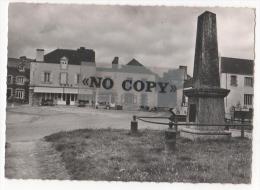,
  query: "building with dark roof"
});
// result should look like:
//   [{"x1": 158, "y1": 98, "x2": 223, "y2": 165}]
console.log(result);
[
  {"x1": 29, "y1": 48, "x2": 159, "y2": 108},
  {"x1": 220, "y1": 56, "x2": 254, "y2": 117},
  {"x1": 7, "y1": 56, "x2": 32, "y2": 103},
  {"x1": 29, "y1": 47, "x2": 186, "y2": 109},
  {"x1": 44, "y1": 47, "x2": 95, "y2": 65},
  {"x1": 221, "y1": 57, "x2": 254, "y2": 75},
  {"x1": 182, "y1": 56, "x2": 254, "y2": 117}
]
